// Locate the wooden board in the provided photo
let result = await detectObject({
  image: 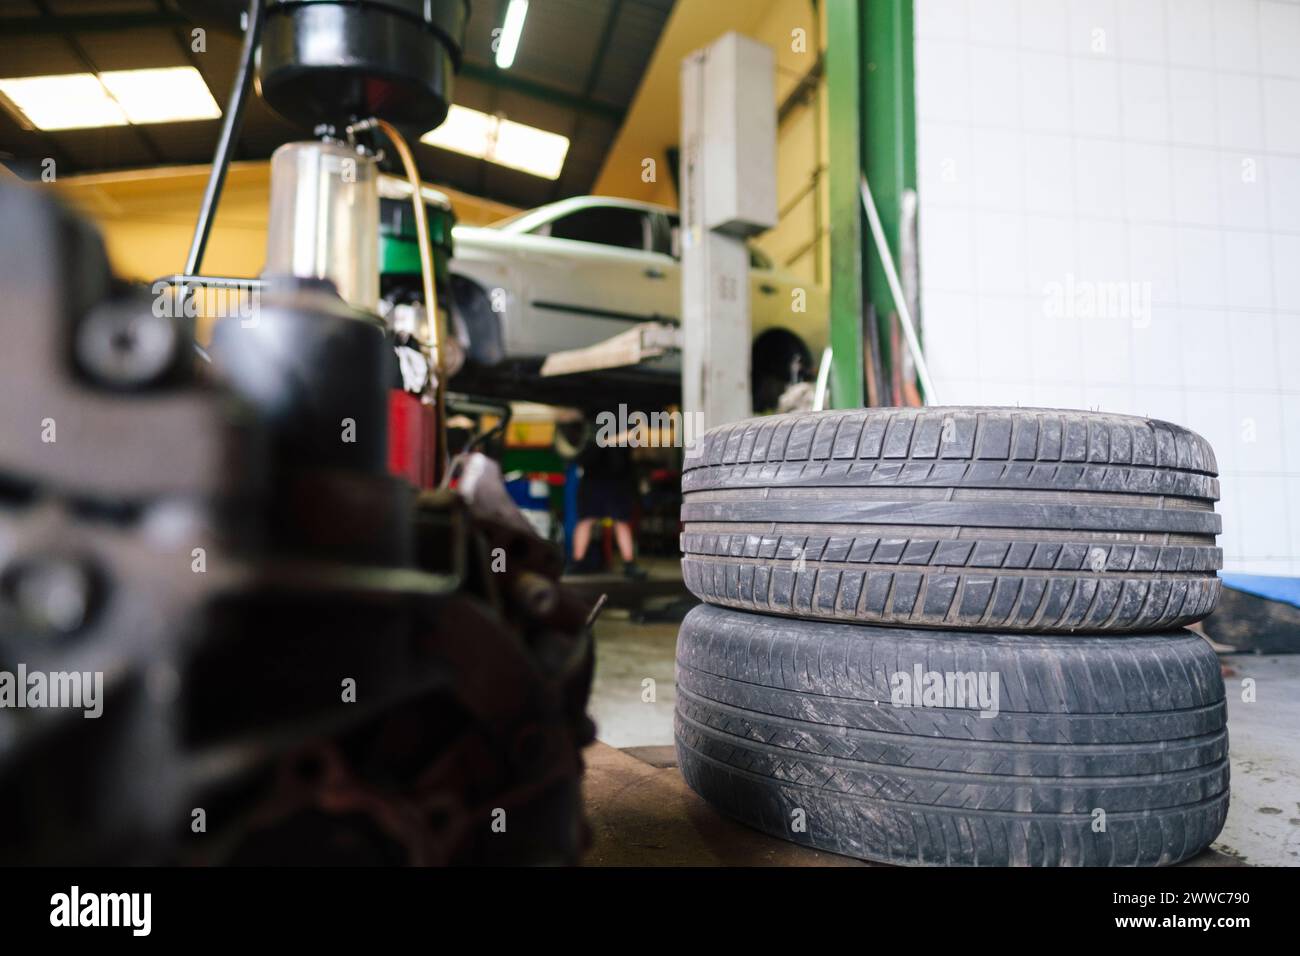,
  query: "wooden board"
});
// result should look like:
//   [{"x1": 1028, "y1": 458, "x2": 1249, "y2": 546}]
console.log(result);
[{"x1": 580, "y1": 742, "x2": 1245, "y2": 868}]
